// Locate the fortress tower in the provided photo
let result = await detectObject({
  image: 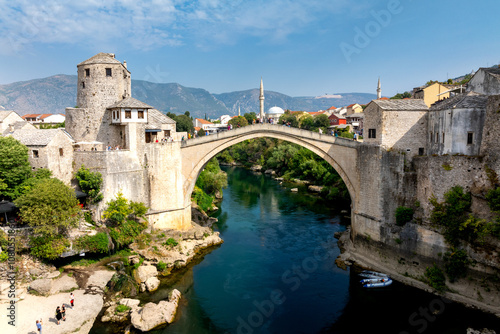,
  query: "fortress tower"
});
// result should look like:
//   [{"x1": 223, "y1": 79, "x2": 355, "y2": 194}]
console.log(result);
[{"x1": 66, "y1": 53, "x2": 131, "y2": 143}]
